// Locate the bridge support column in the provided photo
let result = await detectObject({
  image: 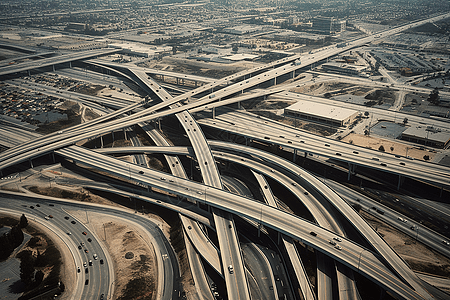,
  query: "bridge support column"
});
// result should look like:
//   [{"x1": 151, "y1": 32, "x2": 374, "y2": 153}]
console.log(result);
[
  {"x1": 238, "y1": 101, "x2": 241, "y2": 109},
  {"x1": 258, "y1": 224, "x2": 261, "y2": 237},
  {"x1": 348, "y1": 163, "x2": 356, "y2": 181},
  {"x1": 293, "y1": 149, "x2": 296, "y2": 161},
  {"x1": 112, "y1": 131, "x2": 114, "y2": 142},
  {"x1": 274, "y1": 77, "x2": 277, "y2": 85},
  {"x1": 440, "y1": 186, "x2": 443, "y2": 198},
  {"x1": 292, "y1": 71, "x2": 295, "y2": 78},
  {"x1": 278, "y1": 232, "x2": 281, "y2": 245},
  {"x1": 304, "y1": 152, "x2": 308, "y2": 158},
  {"x1": 52, "y1": 65, "x2": 55, "y2": 72},
  {"x1": 397, "y1": 175, "x2": 404, "y2": 190},
  {"x1": 123, "y1": 128, "x2": 127, "y2": 140},
  {"x1": 161, "y1": 75, "x2": 164, "y2": 82},
  {"x1": 212, "y1": 107, "x2": 215, "y2": 119},
  {"x1": 176, "y1": 78, "x2": 179, "y2": 85},
  {"x1": 29, "y1": 159, "x2": 33, "y2": 169},
  {"x1": 69, "y1": 62, "x2": 72, "y2": 68},
  {"x1": 100, "y1": 136, "x2": 104, "y2": 148},
  {"x1": 28, "y1": 70, "x2": 30, "y2": 76},
  {"x1": 52, "y1": 152, "x2": 55, "y2": 163}
]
